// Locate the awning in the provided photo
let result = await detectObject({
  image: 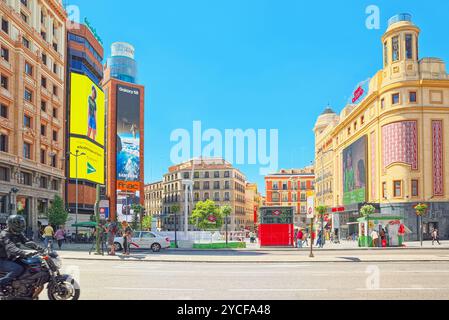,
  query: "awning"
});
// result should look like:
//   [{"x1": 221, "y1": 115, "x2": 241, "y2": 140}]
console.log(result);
[{"x1": 71, "y1": 221, "x2": 97, "y2": 228}]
